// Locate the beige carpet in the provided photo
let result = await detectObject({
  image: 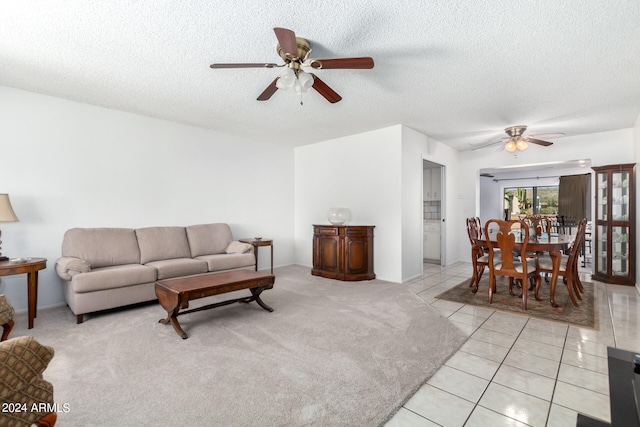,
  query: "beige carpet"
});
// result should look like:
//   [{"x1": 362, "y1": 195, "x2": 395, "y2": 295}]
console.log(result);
[
  {"x1": 436, "y1": 275, "x2": 596, "y2": 329},
  {"x1": 9, "y1": 265, "x2": 467, "y2": 426}
]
